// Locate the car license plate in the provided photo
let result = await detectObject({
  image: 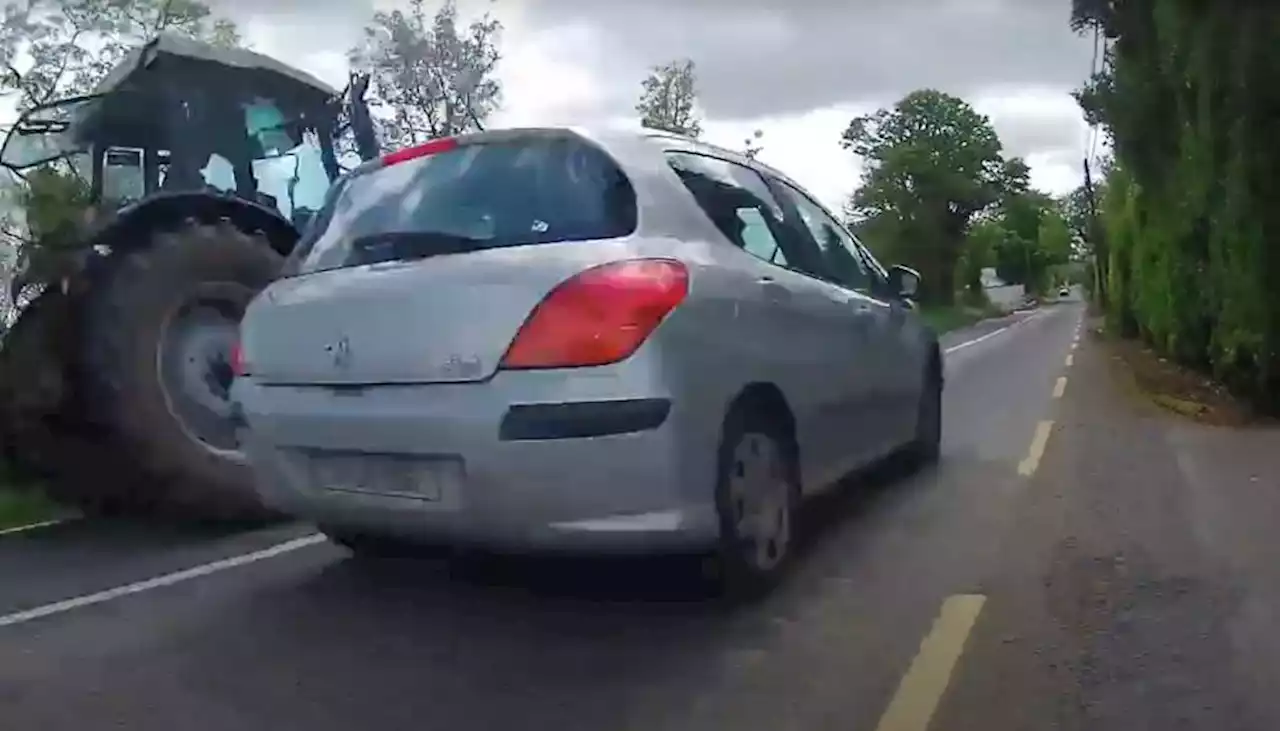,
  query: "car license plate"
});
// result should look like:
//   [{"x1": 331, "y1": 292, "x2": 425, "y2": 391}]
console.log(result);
[{"x1": 309, "y1": 453, "x2": 449, "y2": 501}]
